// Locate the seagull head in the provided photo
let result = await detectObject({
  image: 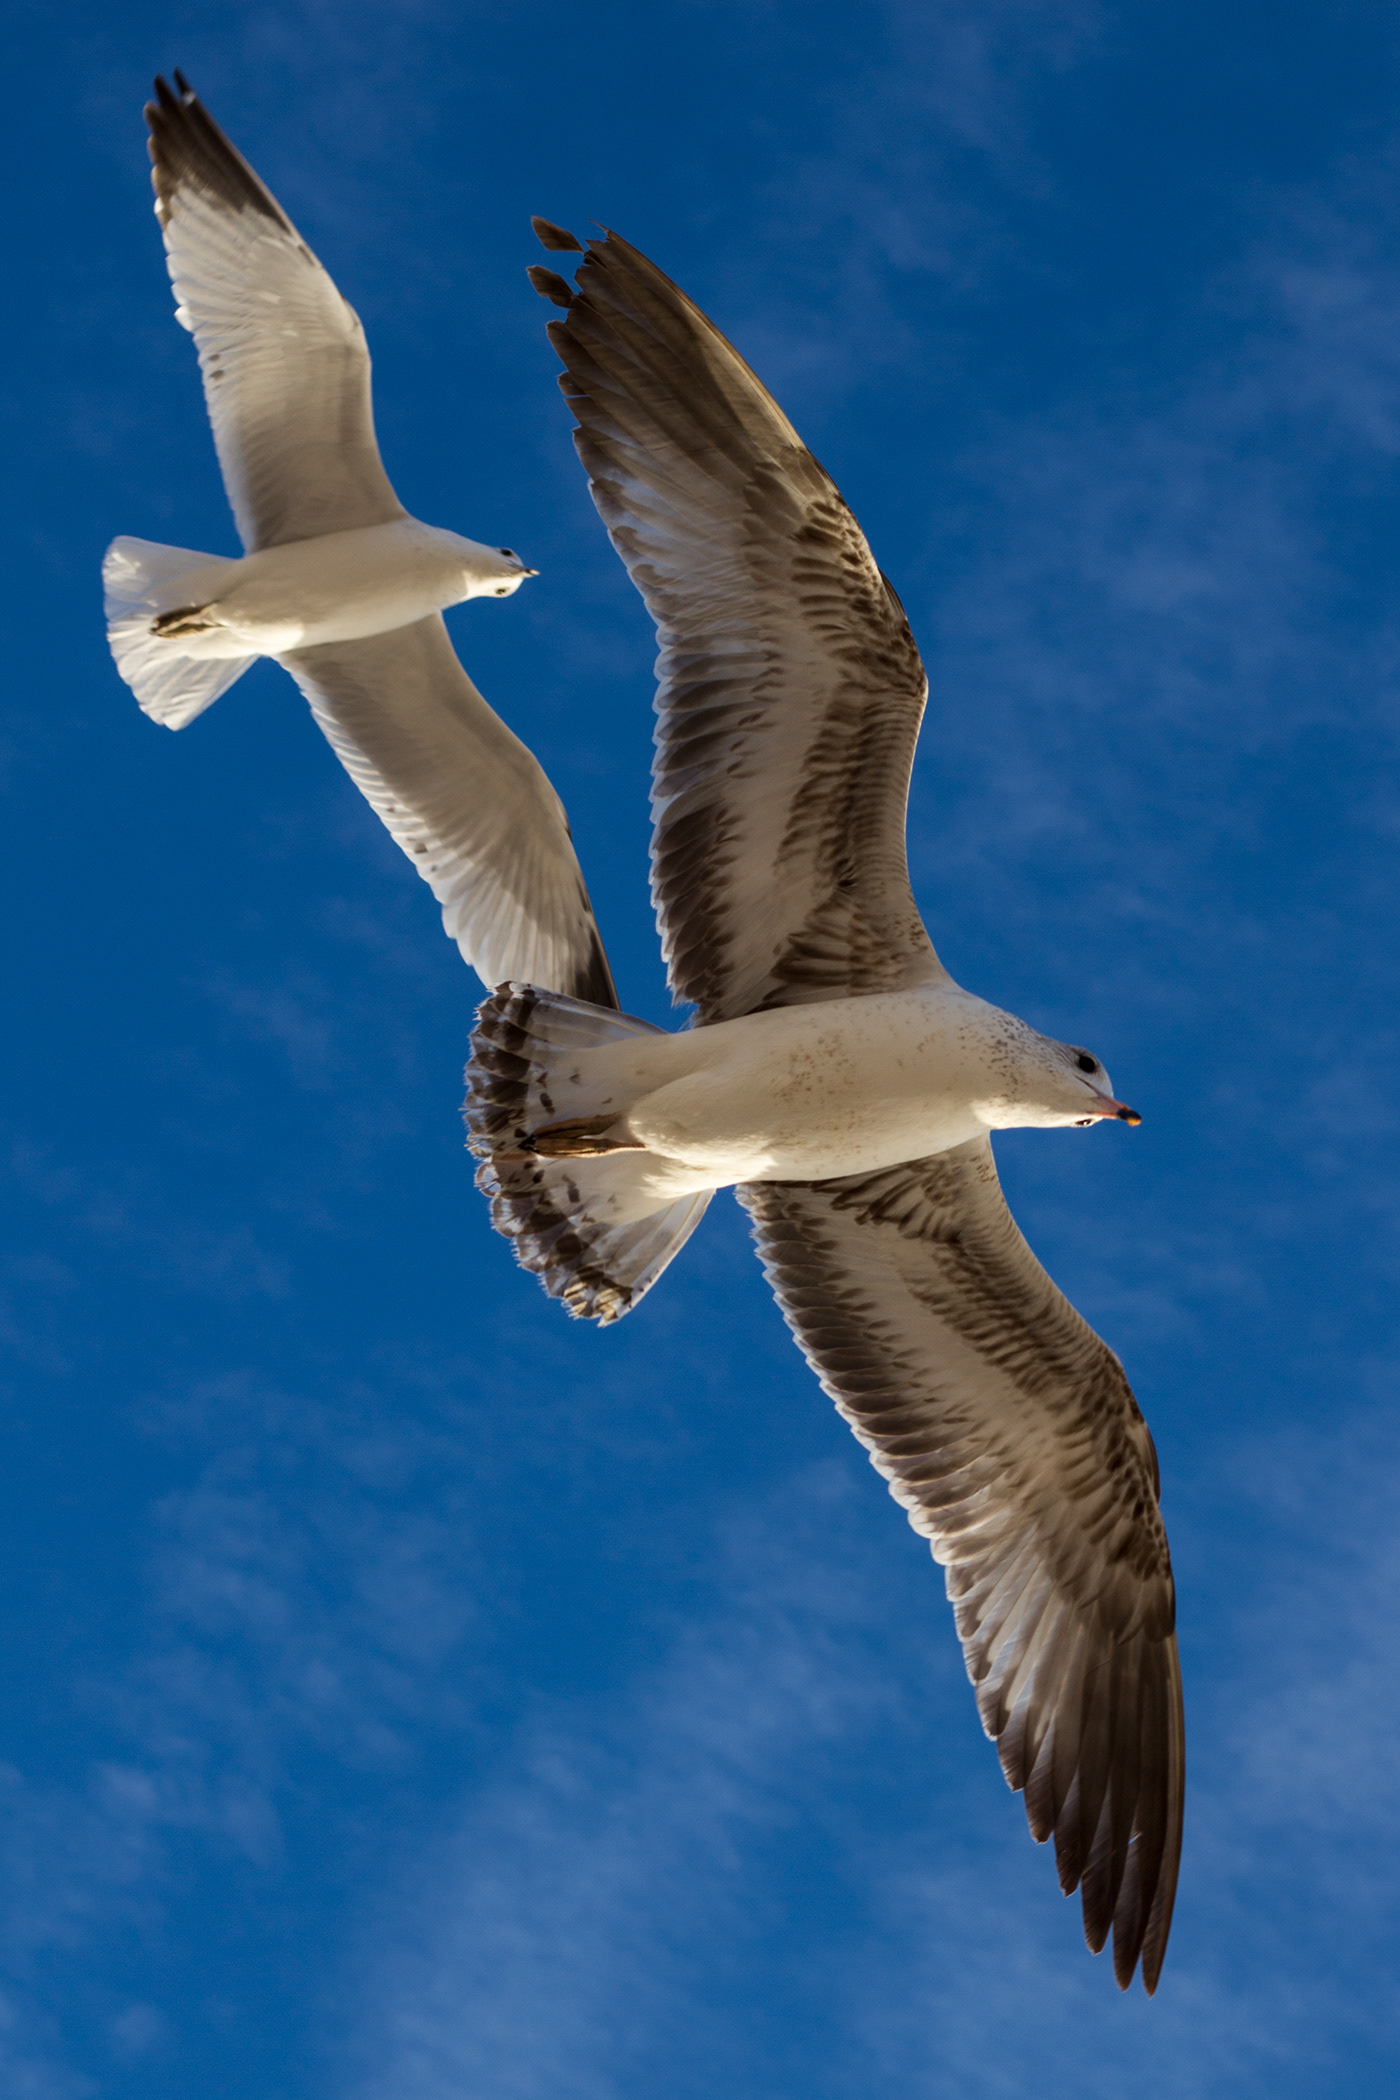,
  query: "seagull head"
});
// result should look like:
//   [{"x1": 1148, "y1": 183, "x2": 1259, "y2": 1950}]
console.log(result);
[
  {"x1": 1048, "y1": 1041, "x2": 1141, "y2": 1129},
  {"x1": 984, "y1": 1031, "x2": 1142, "y2": 1131},
  {"x1": 960, "y1": 1011, "x2": 1143, "y2": 1135},
  {"x1": 451, "y1": 535, "x2": 540, "y2": 599}
]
